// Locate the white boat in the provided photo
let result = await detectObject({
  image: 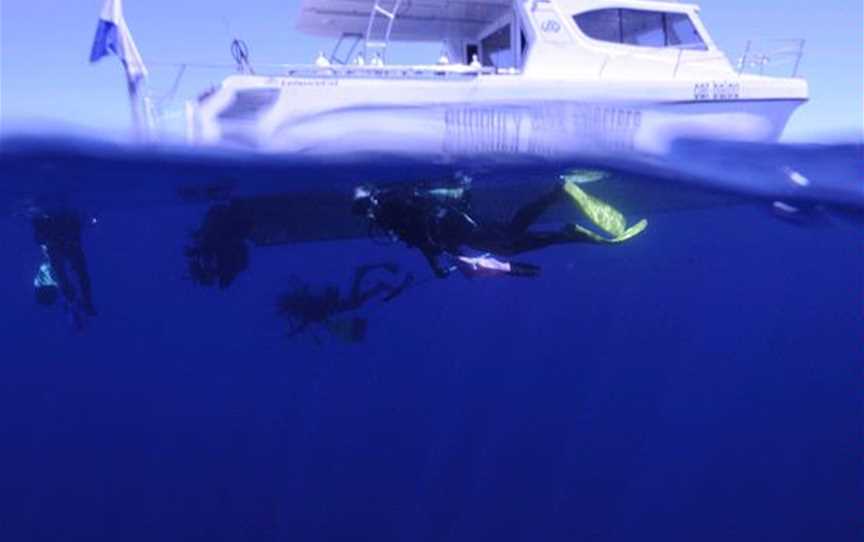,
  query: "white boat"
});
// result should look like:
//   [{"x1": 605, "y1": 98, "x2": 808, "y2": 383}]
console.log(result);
[
  {"x1": 1, "y1": 0, "x2": 833, "y2": 236},
  {"x1": 186, "y1": 0, "x2": 808, "y2": 159}
]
